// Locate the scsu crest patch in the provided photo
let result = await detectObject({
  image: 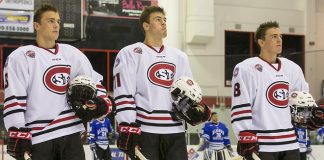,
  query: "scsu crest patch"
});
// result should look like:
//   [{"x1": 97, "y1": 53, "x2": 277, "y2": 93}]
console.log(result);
[
  {"x1": 255, "y1": 64, "x2": 263, "y2": 72},
  {"x1": 43, "y1": 65, "x2": 71, "y2": 94},
  {"x1": 147, "y1": 62, "x2": 175, "y2": 88},
  {"x1": 266, "y1": 81, "x2": 289, "y2": 108}
]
